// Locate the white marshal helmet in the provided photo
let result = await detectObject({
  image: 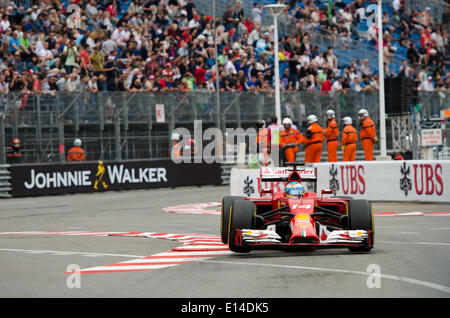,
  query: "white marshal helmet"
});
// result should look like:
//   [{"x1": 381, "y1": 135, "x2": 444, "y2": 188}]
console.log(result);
[
  {"x1": 343, "y1": 117, "x2": 353, "y2": 125},
  {"x1": 358, "y1": 109, "x2": 369, "y2": 118},
  {"x1": 282, "y1": 117, "x2": 293, "y2": 126},
  {"x1": 307, "y1": 114, "x2": 318, "y2": 124},
  {"x1": 171, "y1": 132, "x2": 180, "y2": 141},
  {"x1": 74, "y1": 138, "x2": 82, "y2": 146},
  {"x1": 326, "y1": 109, "x2": 335, "y2": 119}
]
